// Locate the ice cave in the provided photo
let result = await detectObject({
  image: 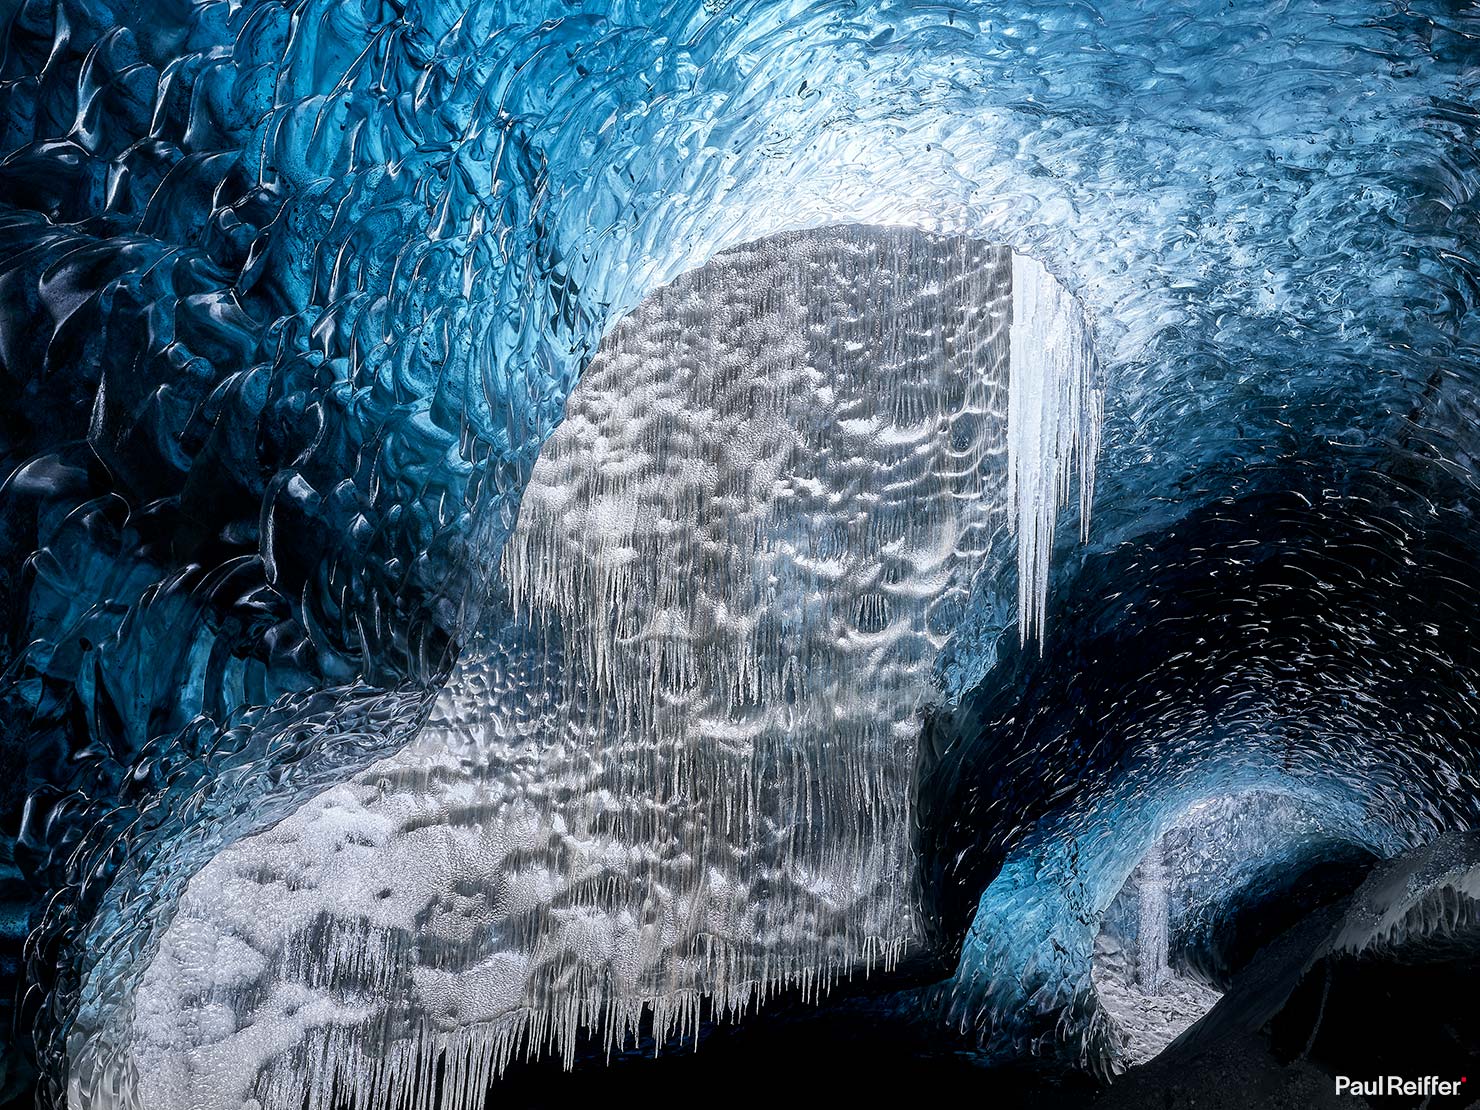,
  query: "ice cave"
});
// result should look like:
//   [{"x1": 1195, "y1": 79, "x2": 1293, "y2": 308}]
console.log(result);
[{"x1": 1, "y1": 1, "x2": 1479, "y2": 1108}]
